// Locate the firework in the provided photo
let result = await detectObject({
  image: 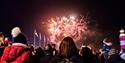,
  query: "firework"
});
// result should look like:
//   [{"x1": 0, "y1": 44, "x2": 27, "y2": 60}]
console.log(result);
[{"x1": 47, "y1": 15, "x2": 91, "y2": 48}]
